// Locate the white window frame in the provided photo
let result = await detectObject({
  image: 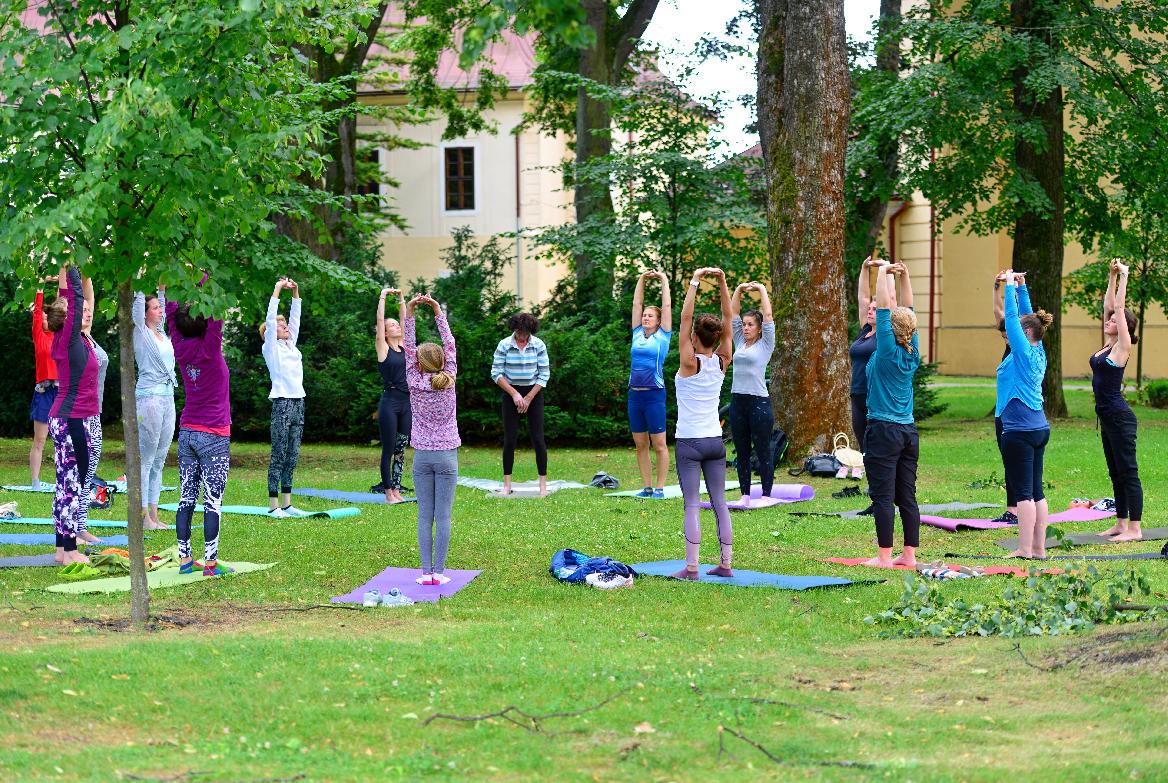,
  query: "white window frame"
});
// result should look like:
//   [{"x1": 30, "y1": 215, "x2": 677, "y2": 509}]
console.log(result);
[{"x1": 440, "y1": 142, "x2": 480, "y2": 216}]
